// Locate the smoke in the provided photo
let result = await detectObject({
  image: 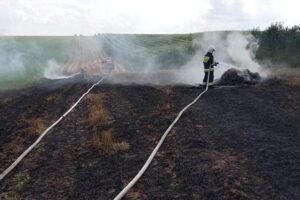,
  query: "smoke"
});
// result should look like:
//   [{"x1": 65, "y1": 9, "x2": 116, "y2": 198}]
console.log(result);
[
  {"x1": 44, "y1": 59, "x2": 83, "y2": 79},
  {"x1": 0, "y1": 33, "x2": 269, "y2": 89},
  {"x1": 44, "y1": 60, "x2": 65, "y2": 79},
  {"x1": 0, "y1": 36, "x2": 73, "y2": 90},
  {"x1": 99, "y1": 34, "x2": 156, "y2": 73},
  {"x1": 176, "y1": 31, "x2": 268, "y2": 85},
  {"x1": 0, "y1": 38, "x2": 25, "y2": 79},
  {"x1": 100, "y1": 32, "x2": 268, "y2": 86}
]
